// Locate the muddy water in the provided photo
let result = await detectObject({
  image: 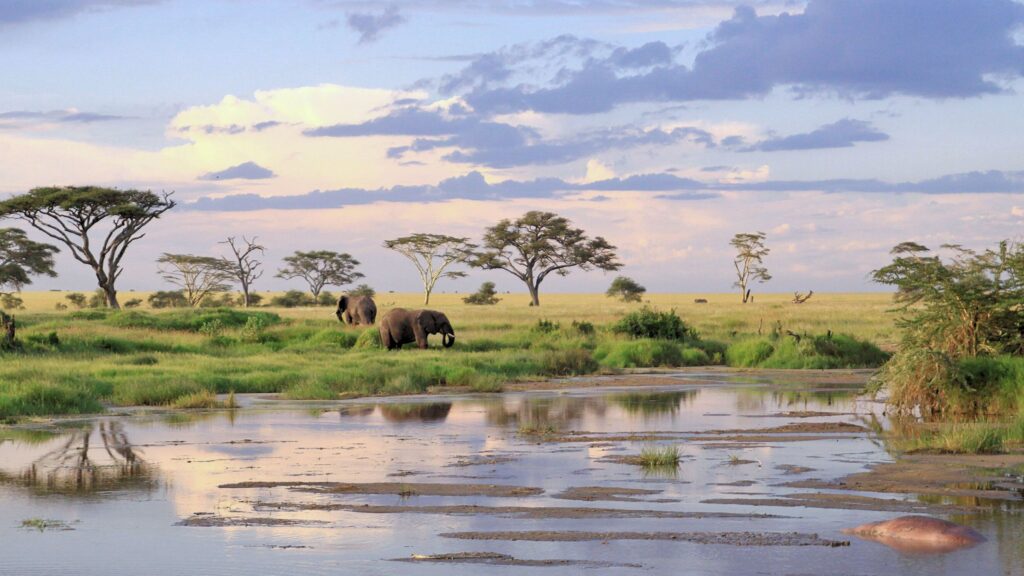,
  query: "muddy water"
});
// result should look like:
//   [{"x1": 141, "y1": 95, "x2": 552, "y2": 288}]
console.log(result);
[{"x1": 1, "y1": 373, "x2": 1021, "y2": 575}]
